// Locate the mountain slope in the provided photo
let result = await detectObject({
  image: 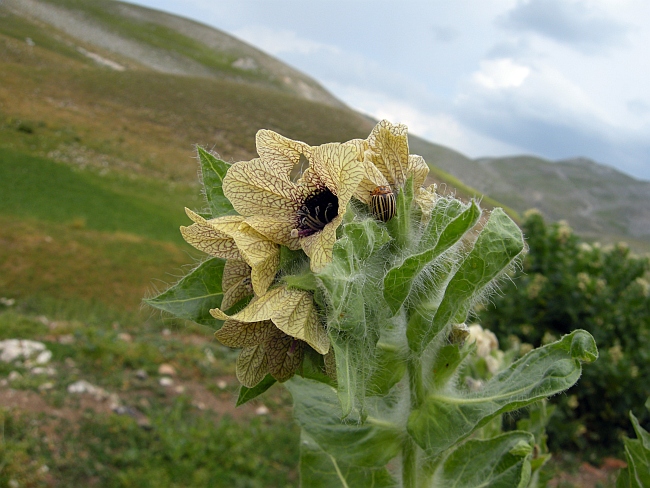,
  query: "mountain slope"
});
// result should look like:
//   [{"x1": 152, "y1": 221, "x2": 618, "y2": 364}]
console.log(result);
[
  {"x1": 4, "y1": 0, "x2": 344, "y2": 107},
  {"x1": 433, "y1": 153, "x2": 650, "y2": 245}
]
